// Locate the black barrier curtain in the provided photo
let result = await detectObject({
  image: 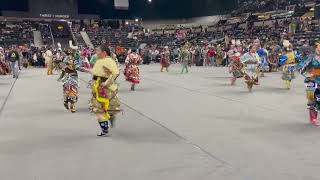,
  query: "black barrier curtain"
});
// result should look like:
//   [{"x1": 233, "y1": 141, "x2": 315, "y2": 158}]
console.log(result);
[
  {"x1": 78, "y1": 0, "x2": 113, "y2": 15},
  {"x1": 78, "y1": 0, "x2": 236, "y2": 19},
  {"x1": 78, "y1": 0, "x2": 129, "y2": 19},
  {"x1": 28, "y1": 0, "x2": 78, "y2": 17},
  {"x1": 0, "y1": 0, "x2": 29, "y2": 11},
  {"x1": 1, "y1": 0, "x2": 237, "y2": 19},
  {"x1": 130, "y1": 0, "x2": 237, "y2": 19}
]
